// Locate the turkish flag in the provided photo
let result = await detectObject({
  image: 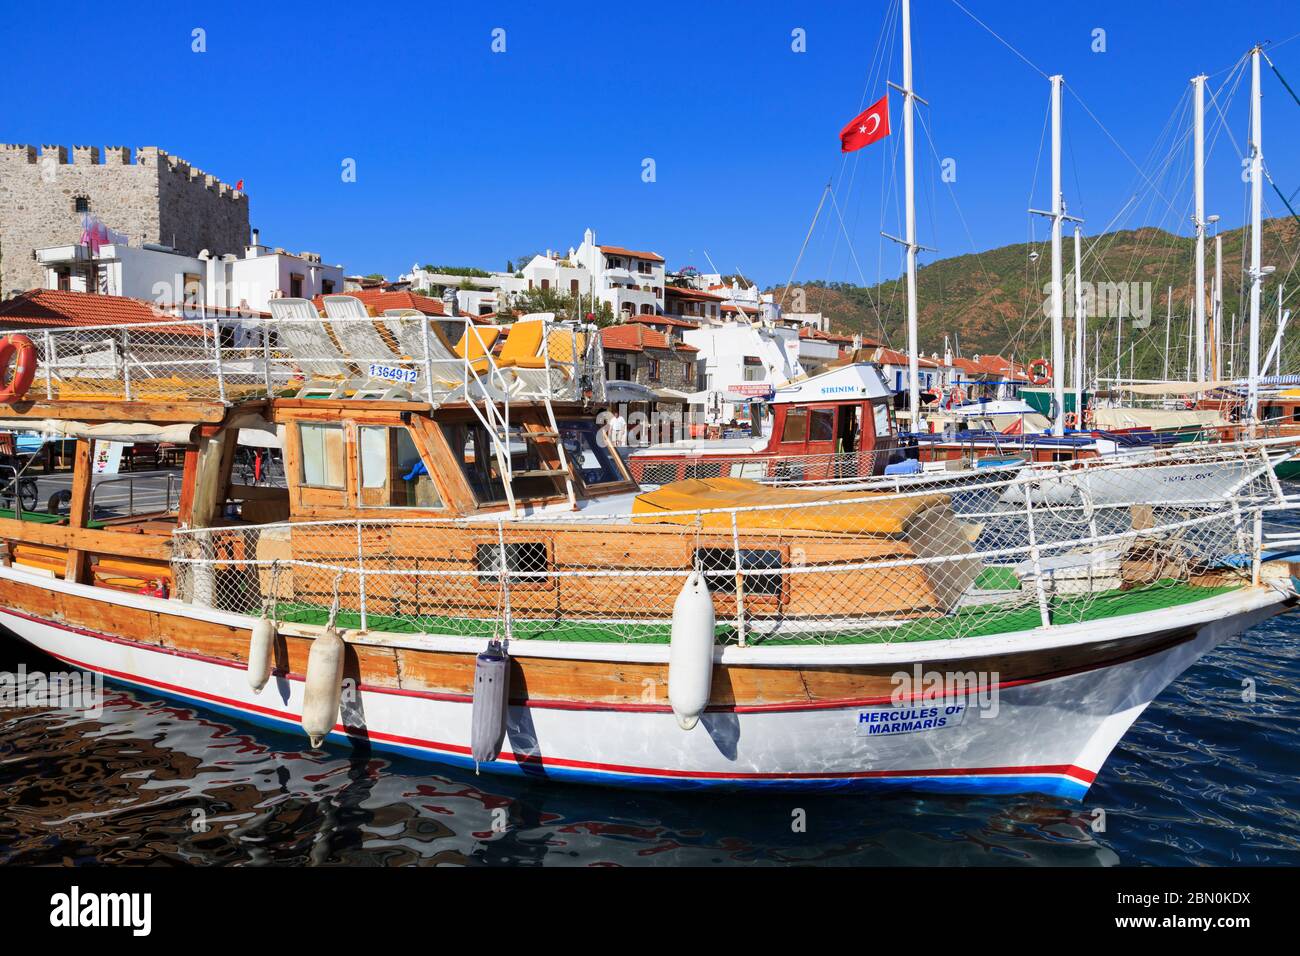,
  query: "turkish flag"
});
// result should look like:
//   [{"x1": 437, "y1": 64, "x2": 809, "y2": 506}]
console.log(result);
[{"x1": 840, "y1": 94, "x2": 890, "y2": 152}]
